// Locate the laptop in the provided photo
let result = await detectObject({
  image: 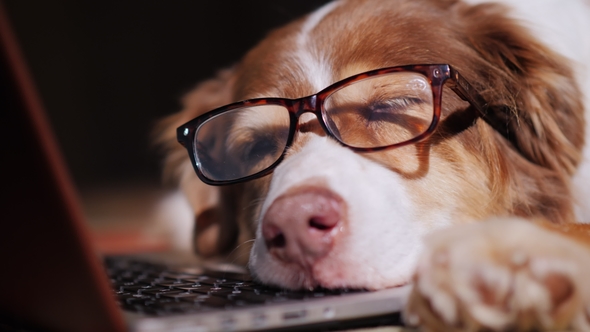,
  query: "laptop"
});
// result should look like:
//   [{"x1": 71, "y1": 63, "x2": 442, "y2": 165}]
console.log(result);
[{"x1": 0, "y1": 2, "x2": 410, "y2": 331}]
